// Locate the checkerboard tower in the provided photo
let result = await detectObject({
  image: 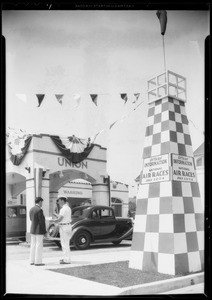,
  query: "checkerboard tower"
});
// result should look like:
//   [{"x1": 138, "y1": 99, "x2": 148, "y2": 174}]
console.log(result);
[{"x1": 129, "y1": 71, "x2": 204, "y2": 275}]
